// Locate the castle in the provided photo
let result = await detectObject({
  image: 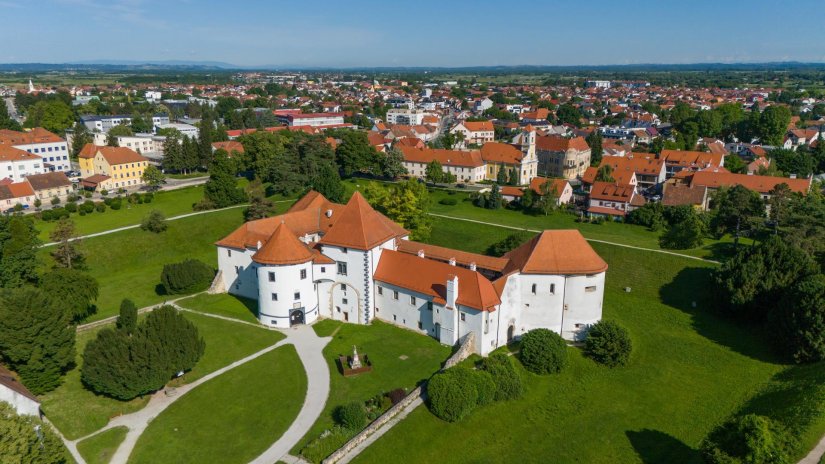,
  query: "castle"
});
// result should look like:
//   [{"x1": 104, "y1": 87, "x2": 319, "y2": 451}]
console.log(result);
[{"x1": 215, "y1": 190, "x2": 607, "y2": 355}]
